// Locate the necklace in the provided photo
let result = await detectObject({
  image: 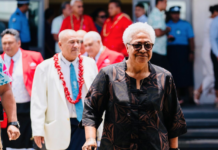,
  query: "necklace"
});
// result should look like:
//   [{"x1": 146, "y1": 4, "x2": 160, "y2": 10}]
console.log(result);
[
  {"x1": 53, "y1": 53, "x2": 84, "y2": 104},
  {"x1": 103, "y1": 13, "x2": 124, "y2": 37},
  {"x1": 70, "y1": 14, "x2": 84, "y2": 30}
]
